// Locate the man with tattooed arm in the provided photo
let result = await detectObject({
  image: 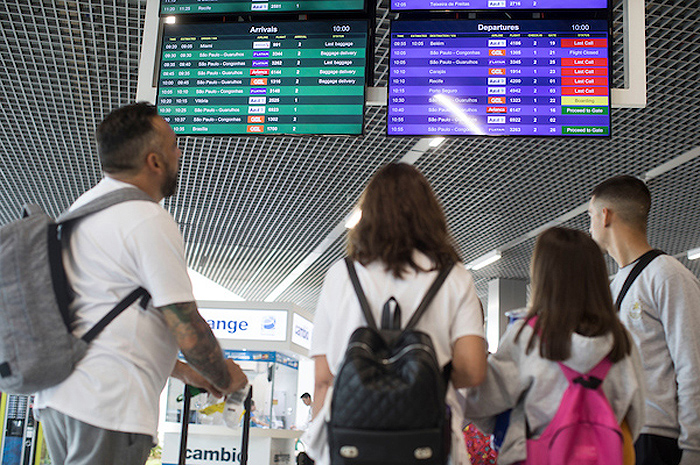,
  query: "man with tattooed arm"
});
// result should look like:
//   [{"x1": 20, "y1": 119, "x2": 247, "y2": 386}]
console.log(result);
[{"x1": 34, "y1": 102, "x2": 247, "y2": 465}]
